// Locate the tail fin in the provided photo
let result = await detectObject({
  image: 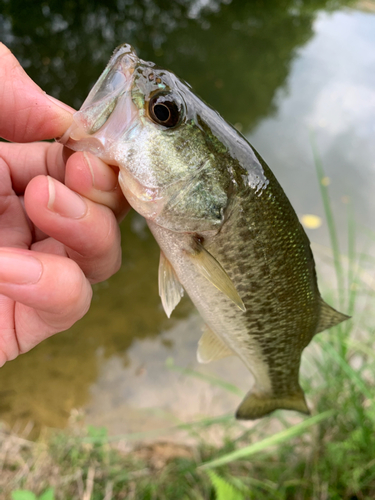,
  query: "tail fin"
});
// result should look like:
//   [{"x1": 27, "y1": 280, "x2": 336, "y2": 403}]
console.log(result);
[
  {"x1": 235, "y1": 388, "x2": 310, "y2": 420},
  {"x1": 316, "y1": 298, "x2": 350, "y2": 334}
]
